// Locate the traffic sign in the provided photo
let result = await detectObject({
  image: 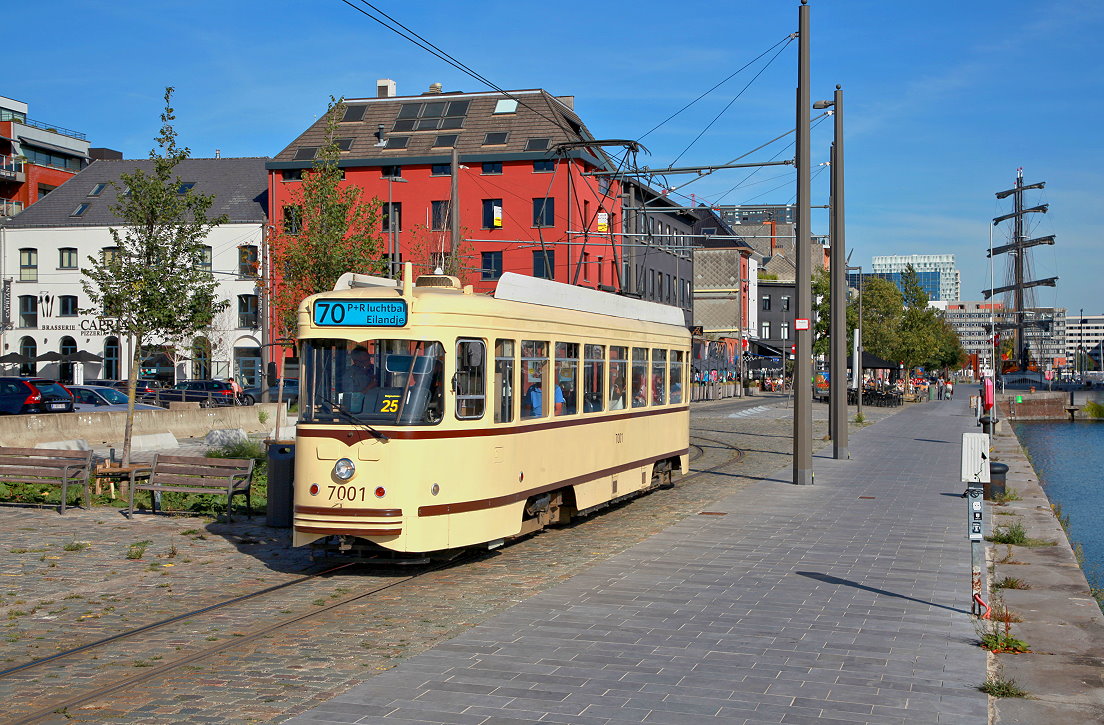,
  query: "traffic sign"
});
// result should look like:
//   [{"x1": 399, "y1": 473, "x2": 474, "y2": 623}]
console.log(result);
[{"x1": 794, "y1": 318, "x2": 810, "y2": 331}]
